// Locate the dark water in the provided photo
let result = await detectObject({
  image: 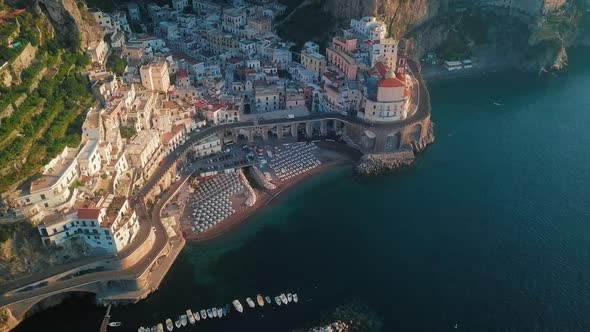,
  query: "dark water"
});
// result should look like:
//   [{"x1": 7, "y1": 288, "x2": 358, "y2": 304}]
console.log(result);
[{"x1": 14, "y1": 48, "x2": 590, "y2": 332}]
